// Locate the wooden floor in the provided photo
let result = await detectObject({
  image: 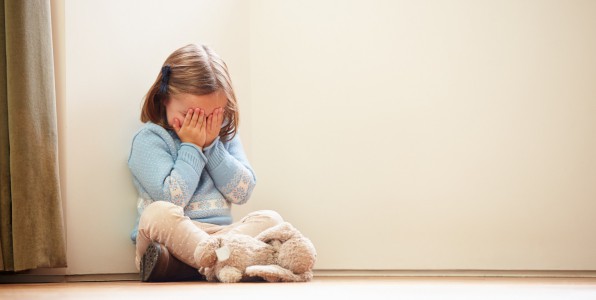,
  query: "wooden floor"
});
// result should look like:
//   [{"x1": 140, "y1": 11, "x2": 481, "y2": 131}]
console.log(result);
[{"x1": 1, "y1": 277, "x2": 596, "y2": 300}]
